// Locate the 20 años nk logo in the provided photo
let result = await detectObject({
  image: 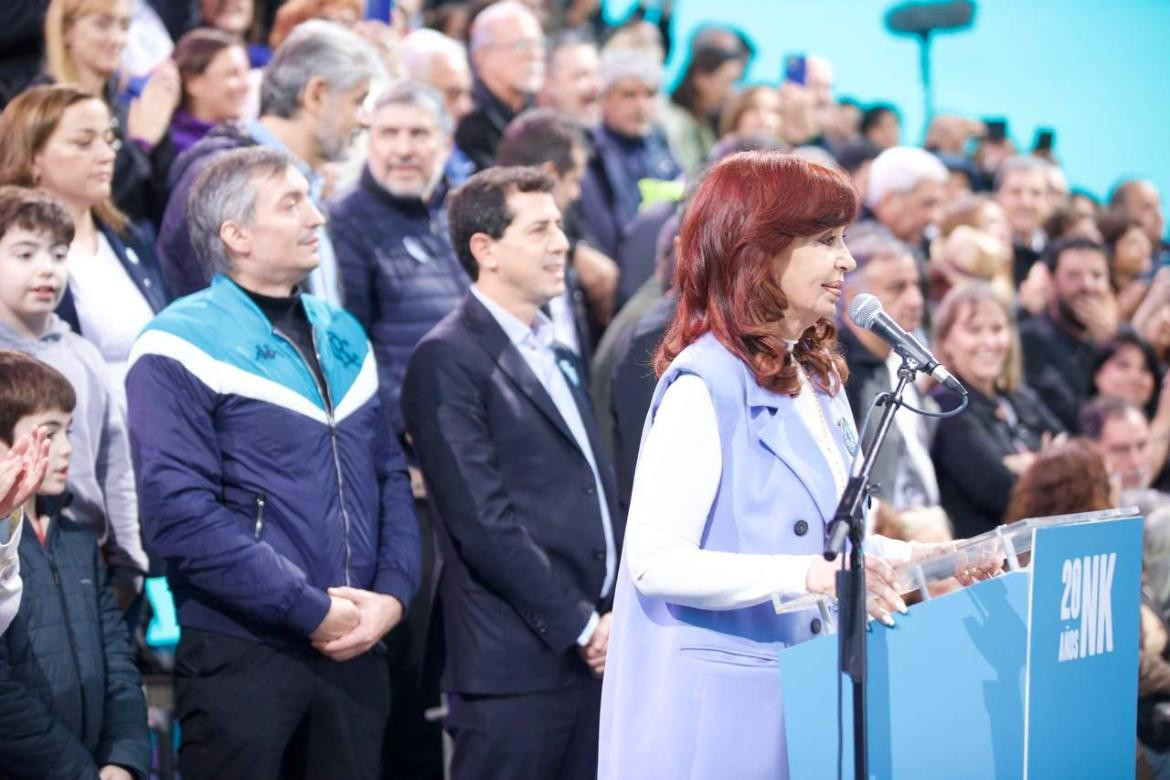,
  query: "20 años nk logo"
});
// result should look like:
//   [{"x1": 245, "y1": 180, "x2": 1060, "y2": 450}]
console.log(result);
[{"x1": 1057, "y1": 553, "x2": 1116, "y2": 663}]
